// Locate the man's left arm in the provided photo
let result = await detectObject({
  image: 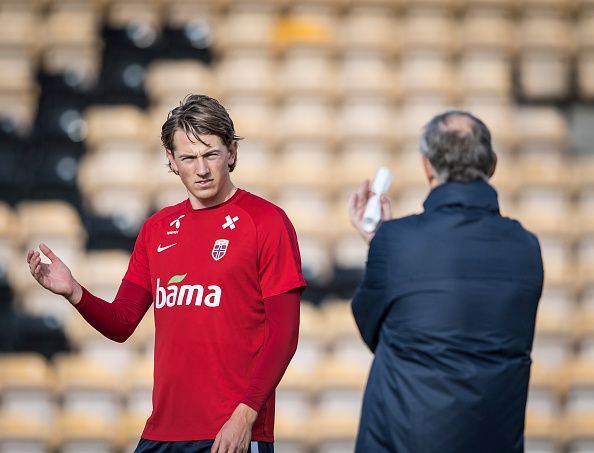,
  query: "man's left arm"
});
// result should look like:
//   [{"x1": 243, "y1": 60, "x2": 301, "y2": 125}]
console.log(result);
[{"x1": 211, "y1": 289, "x2": 300, "y2": 453}]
